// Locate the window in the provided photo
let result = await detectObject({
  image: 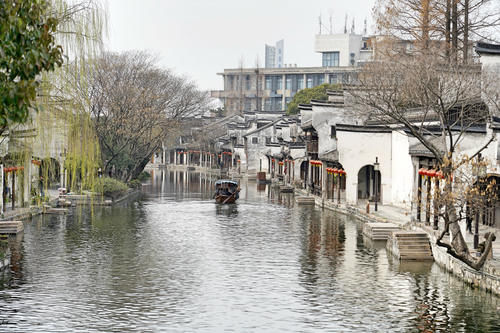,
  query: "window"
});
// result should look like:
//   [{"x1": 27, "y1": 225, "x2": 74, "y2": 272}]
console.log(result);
[
  {"x1": 306, "y1": 76, "x2": 313, "y2": 88},
  {"x1": 244, "y1": 98, "x2": 251, "y2": 111},
  {"x1": 286, "y1": 77, "x2": 292, "y2": 90},
  {"x1": 227, "y1": 75, "x2": 234, "y2": 90},
  {"x1": 285, "y1": 97, "x2": 292, "y2": 106},
  {"x1": 245, "y1": 75, "x2": 251, "y2": 90},
  {"x1": 329, "y1": 74, "x2": 338, "y2": 84},
  {"x1": 252, "y1": 137, "x2": 258, "y2": 144},
  {"x1": 265, "y1": 76, "x2": 272, "y2": 90},
  {"x1": 266, "y1": 137, "x2": 271, "y2": 144},
  {"x1": 297, "y1": 77, "x2": 304, "y2": 90},
  {"x1": 318, "y1": 76, "x2": 324, "y2": 85},
  {"x1": 276, "y1": 77, "x2": 282, "y2": 90},
  {"x1": 322, "y1": 52, "x2": 339, "y2": 67},
  {"x1": 264, "y1": 99, "x2": 272, "y2": 110},
  {"x1": 330, "y1": 126, "x2": 336, "y2": 138},
  {"x1": 276, "y1": 99, "x2": 282, "y2": 111}
]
